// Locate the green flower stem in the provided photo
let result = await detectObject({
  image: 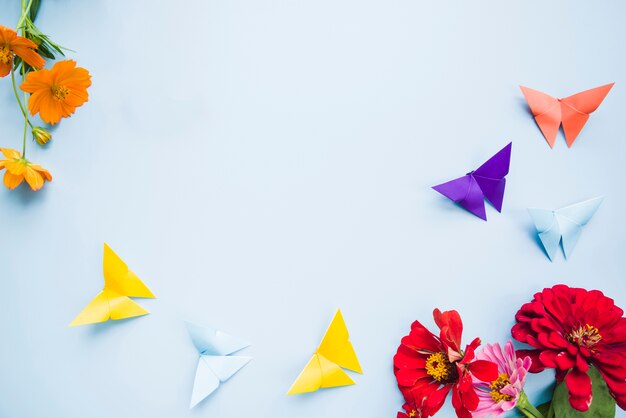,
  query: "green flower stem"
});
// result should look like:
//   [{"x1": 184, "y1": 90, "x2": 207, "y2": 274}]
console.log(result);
[
  {"x1": 516, "y1": 391, "x2": 545, "y2": 418},
  {"x1": 14, "y1": 0, "x2": 35, "y2": 157},
  {"x1": 9, "y1": 67, "x2": 34, "y2": 157},
  {"x1": 16, "y1": 0, "x2": 34, "y2": 30},
  {"x1": 9, "y1": 68, "x2": 31, "y2": 124}
]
